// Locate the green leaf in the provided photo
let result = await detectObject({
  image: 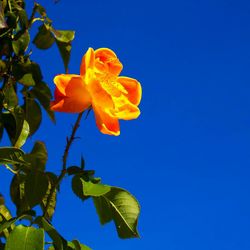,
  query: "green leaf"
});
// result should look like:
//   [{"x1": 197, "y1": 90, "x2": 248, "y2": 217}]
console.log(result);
[
  {"x1": 17, "y1": 9, "x2": 28, "y2": 29},
  {"x1": 6, "y1": 12, "x2": 17, "y2": 29},
  {"x1": 12, "y1": 30, "x2": 30, "y2": 55},
  {"x1": 30, "y1": 81, "x2": 55, "y2": 122},
  {"x1": 81, "y1": 179, "x2": 111, "y2": 197},
  {"x1": 0, "y1": 2, "x2": 7, "y2": 29},
  {"x1": 71, "y1": 175, "x2": 89, "y2": 202},
  {"x1": 35, "y1": 216, "x2": 67, "y2": 250},
  {"x1": 68, "y1": 240, "x2": 91, "y2": 250},
  {"x1": 23, "y1": 98, "x2": 42, "y2": 135},
  {"x1": 5, "y1": 225, "x2": 44, "y2": 250},
  {"x1": 80, "y1": 156, "x2": 85, "y2": 170},
  {"x1": 33, "y1": 24, "x2": 55, "y2": 50},
  {"x1": 93, "y1": 195, "x2": 112, "y2": 225},
  {"x1": 51, "y1": 29, "x2": 75, "y2": 43},
  {"x1": 56, "y1": 40, "x2": 72, "y2": 72},
  {"x1": 67, "y1": 166, "x2": 82, "y2": 176},
  {"x1": 10, "y1": 174, "x2": 30, "y2": 215},
  {"x1": 0, "y1": 213, "x2": 29, "y2": 234},
  {"x1": 0, "y1": 147, "x2": 27, "y2": 166},
  {"x1": 40, "y1": 173, "x2": 57, "y2": 220},
  {"x1": 3, "y1": 82, "x2": 18, "y2": 109},
  {"x1": 93, "y1": 187, "x2": 140, "y2": 239},
  {"x1": 0, "y1": 60, "x2": 7, "y2": 74},
  {"x1": 2, "y1": 107, "x2": 29, "y2": 147},
  {"x1": 0, "y1": 204, "x2": 14, "y2": 238},
  {"x1": 14, "y1": 119, "x2": 29, "y2": 148},
  {"x1": 24, "y1": 171, "x2": 49, "y2": 208},
  {"x1": 18, "y1": 73, "x2": 35, "y2": 86},
  {"x1": 23, "y1": 141, "x2": 48, "y2": 171},
  {"x1": 13, "y1": 61, "x2": 42, "y2": 85}
]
